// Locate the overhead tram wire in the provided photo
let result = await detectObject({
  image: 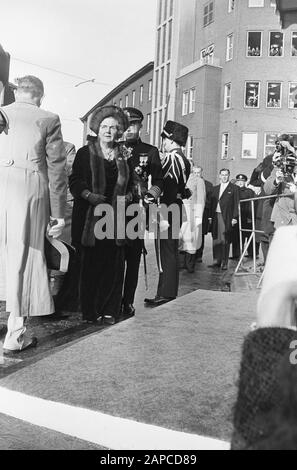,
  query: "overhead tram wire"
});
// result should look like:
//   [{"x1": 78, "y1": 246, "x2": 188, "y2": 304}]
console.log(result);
[{"x1": 11, "y1": 57, "x2": 112, "y2": 87}]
